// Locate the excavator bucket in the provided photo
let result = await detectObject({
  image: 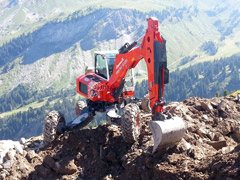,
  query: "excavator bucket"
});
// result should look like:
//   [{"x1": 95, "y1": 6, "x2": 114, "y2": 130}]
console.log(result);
[{"x1": 148, "y1": 116, "x2": 186, "y2": 153}]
